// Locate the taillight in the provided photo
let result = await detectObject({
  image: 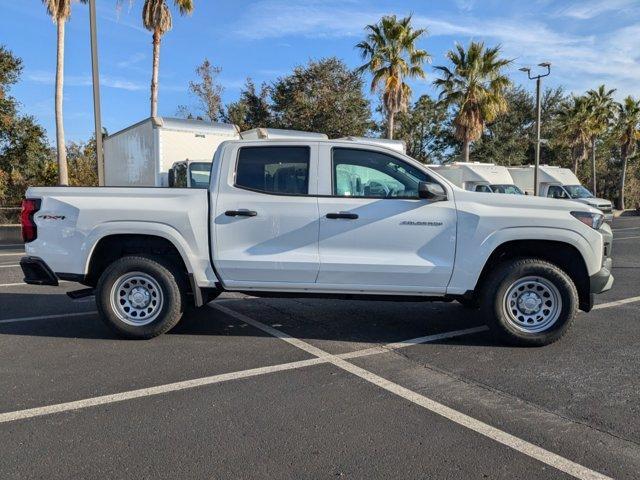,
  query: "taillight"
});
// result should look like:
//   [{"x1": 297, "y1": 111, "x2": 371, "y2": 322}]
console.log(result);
[{"x1": 21, "y1": 198, "x2": 41, "y2": 243}]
